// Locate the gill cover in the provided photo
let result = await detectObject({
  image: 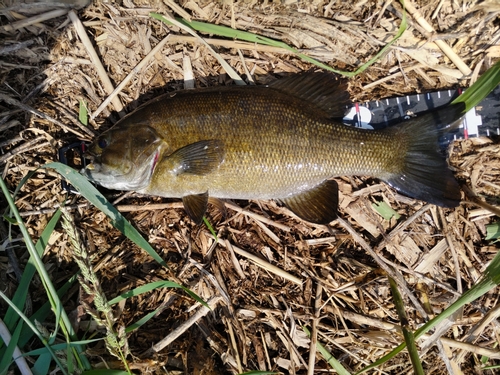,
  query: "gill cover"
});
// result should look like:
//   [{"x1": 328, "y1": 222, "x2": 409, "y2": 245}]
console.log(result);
[{"x1": 85, "y1": 125, "x2": 162, "y2": 190}]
